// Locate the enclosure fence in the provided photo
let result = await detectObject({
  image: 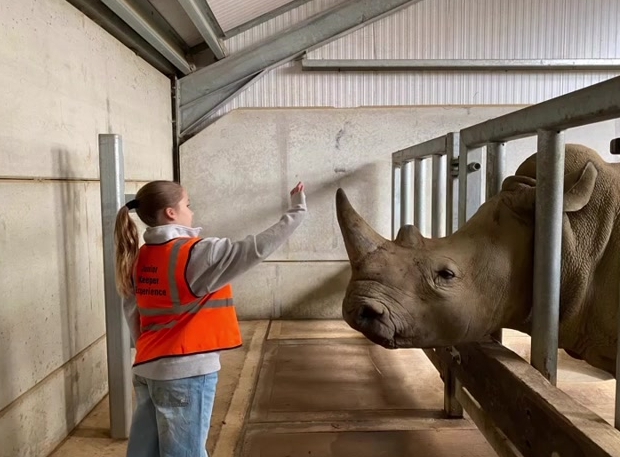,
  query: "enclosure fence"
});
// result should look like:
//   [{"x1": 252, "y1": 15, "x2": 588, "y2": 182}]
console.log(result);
[{"x1": 390, "y1": 75, "x2": 620, "y2": 457}]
